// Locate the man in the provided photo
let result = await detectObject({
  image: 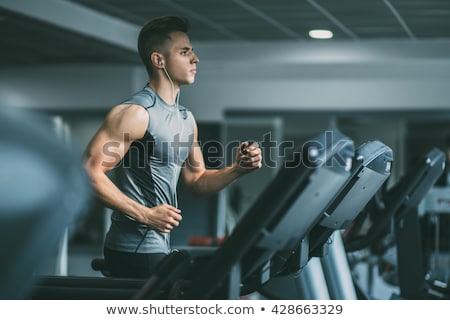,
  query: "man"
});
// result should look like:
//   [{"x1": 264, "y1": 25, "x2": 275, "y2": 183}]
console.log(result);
[{"x1": 83, "y1": 16, "x2": 262, "y2": 278}]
